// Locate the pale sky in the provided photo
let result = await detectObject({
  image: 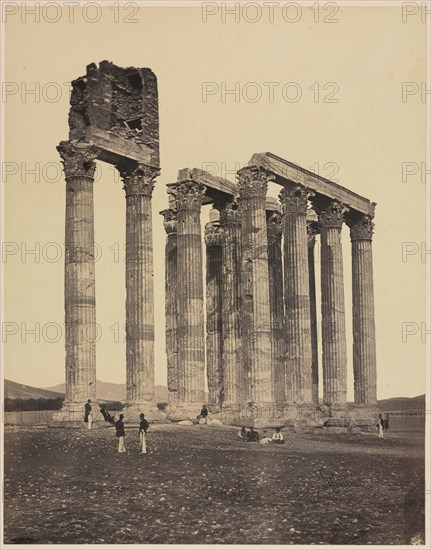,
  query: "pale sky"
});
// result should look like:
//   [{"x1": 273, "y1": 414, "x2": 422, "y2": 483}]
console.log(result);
[{"x1": 3, "y1": 3, "x2": 428, "y2": 400}]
